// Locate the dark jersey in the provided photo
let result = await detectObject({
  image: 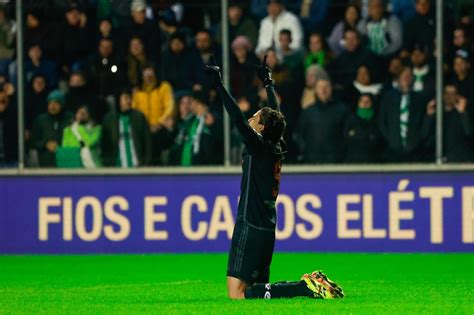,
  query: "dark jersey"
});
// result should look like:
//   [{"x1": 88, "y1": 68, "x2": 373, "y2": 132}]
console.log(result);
[{"x1": 218, "y1": 84, "x2": 284, "y2": 231}]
